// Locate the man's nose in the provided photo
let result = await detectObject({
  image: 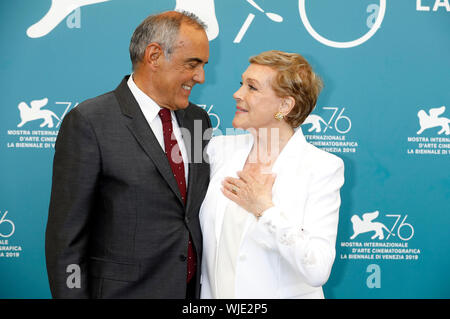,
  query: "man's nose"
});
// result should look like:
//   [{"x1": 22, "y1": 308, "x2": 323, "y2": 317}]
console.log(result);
[{"x1": 193, "y1": 67, "x2": 205, "y2": 84}]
